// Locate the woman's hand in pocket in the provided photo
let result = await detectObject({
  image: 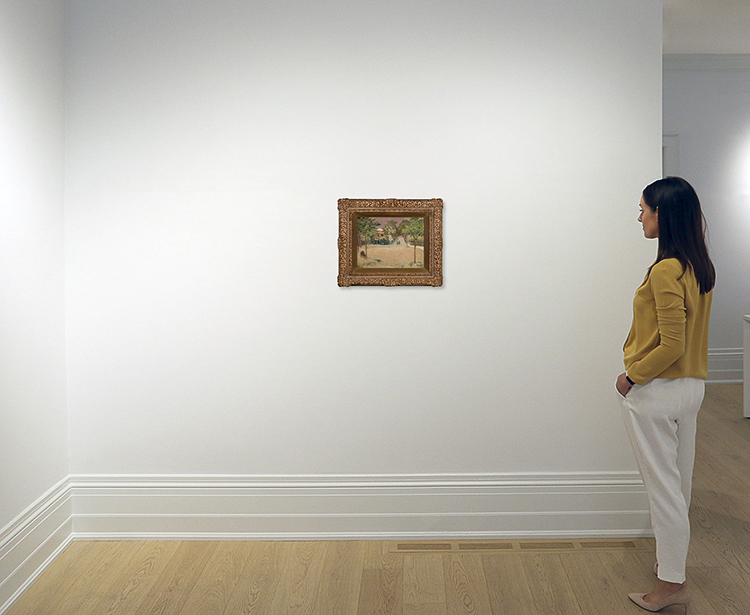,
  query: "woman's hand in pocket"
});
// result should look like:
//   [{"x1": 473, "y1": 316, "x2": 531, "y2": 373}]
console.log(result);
[{"x1": 616, "y1": 372, "x2": 633, "y2": 397}]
